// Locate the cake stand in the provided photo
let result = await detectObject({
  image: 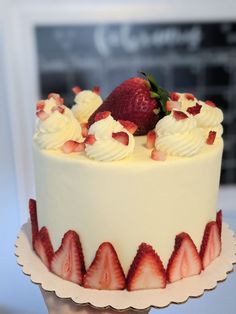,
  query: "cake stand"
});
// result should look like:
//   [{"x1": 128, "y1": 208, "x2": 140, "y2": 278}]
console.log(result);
[{"x1": 15, "y1": 222, "x2": 236, "y2": 314}]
